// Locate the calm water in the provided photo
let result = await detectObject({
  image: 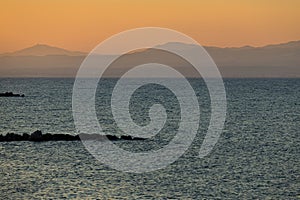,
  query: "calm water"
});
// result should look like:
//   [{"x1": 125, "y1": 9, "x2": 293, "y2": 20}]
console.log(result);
[{"x1": 0, "y1": 78, "x2": 299, "y2": 199}]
